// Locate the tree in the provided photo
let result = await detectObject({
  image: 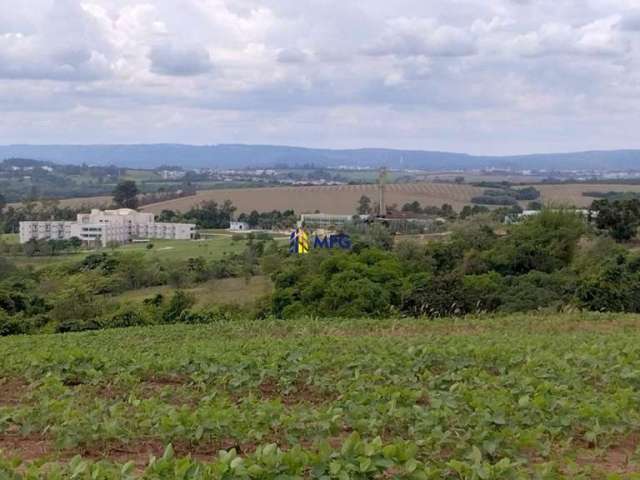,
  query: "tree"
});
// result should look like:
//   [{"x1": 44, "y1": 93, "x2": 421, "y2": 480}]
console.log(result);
[
  {"x1": 113, "y1": 180, "x2": 139, "y2": 209},
  {"x1": 357, "y1": 195, "x2": 372, "y2": 215},
  {"x1": 401, "y1": 201, "x2": 422, "y2": 214},
  {"x1": 0, "y1": 193, "x2": 6, "y2": 213},
  {"x1": 592, "y1": 199, "x2": 640, "y2": 242}
]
